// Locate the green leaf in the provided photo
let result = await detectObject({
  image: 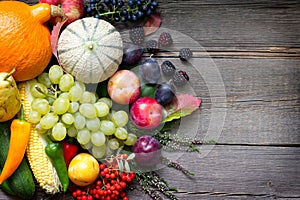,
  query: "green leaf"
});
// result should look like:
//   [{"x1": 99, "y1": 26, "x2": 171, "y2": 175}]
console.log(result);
[
  {"x1": 117, "y1": 159, "x2": 124, "y2": 173},
  {"x1": 127, "y1": 153, "x2": 135, "y2": 161},
  {"x1": 124, "y1": 160, "x2": 131, "y2": 172}
]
